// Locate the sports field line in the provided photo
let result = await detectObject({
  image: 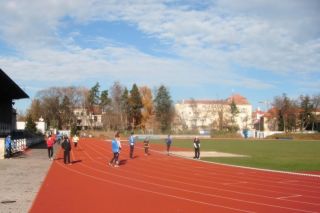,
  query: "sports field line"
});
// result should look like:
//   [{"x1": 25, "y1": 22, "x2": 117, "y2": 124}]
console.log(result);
[
  {"x1": 76, "y1": 141, "x2": 320, "y2": 210},
  {"x1": 78, "y1": 143, "x2": 310, "y2": 204},
  {"x1": 167, "y1": 151, "x2": 320, "y2": 178}
]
